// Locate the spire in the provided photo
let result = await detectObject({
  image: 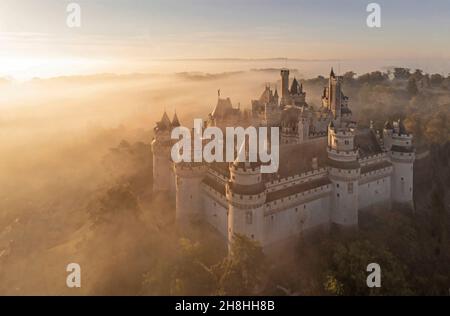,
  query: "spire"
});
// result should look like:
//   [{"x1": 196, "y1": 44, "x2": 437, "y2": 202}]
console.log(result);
[
  {"x1": 155, "y1": 110, "x2": 172, "y2": 131},
  {"x1": 172, "y1": 112, "x2": 180, "y2": 127},
  {"x1": 290, "y1": 77, "x2": 299, "y2": 95},
  {"x1": 330, "y1": 67, "x2": 335, "y2": 78},
  {"x1": 161, "y1": 111, "x2": 171, "y2": 127},
  {"x1": 274, "y1": 88, "x2": 279, "y2": 98}
]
